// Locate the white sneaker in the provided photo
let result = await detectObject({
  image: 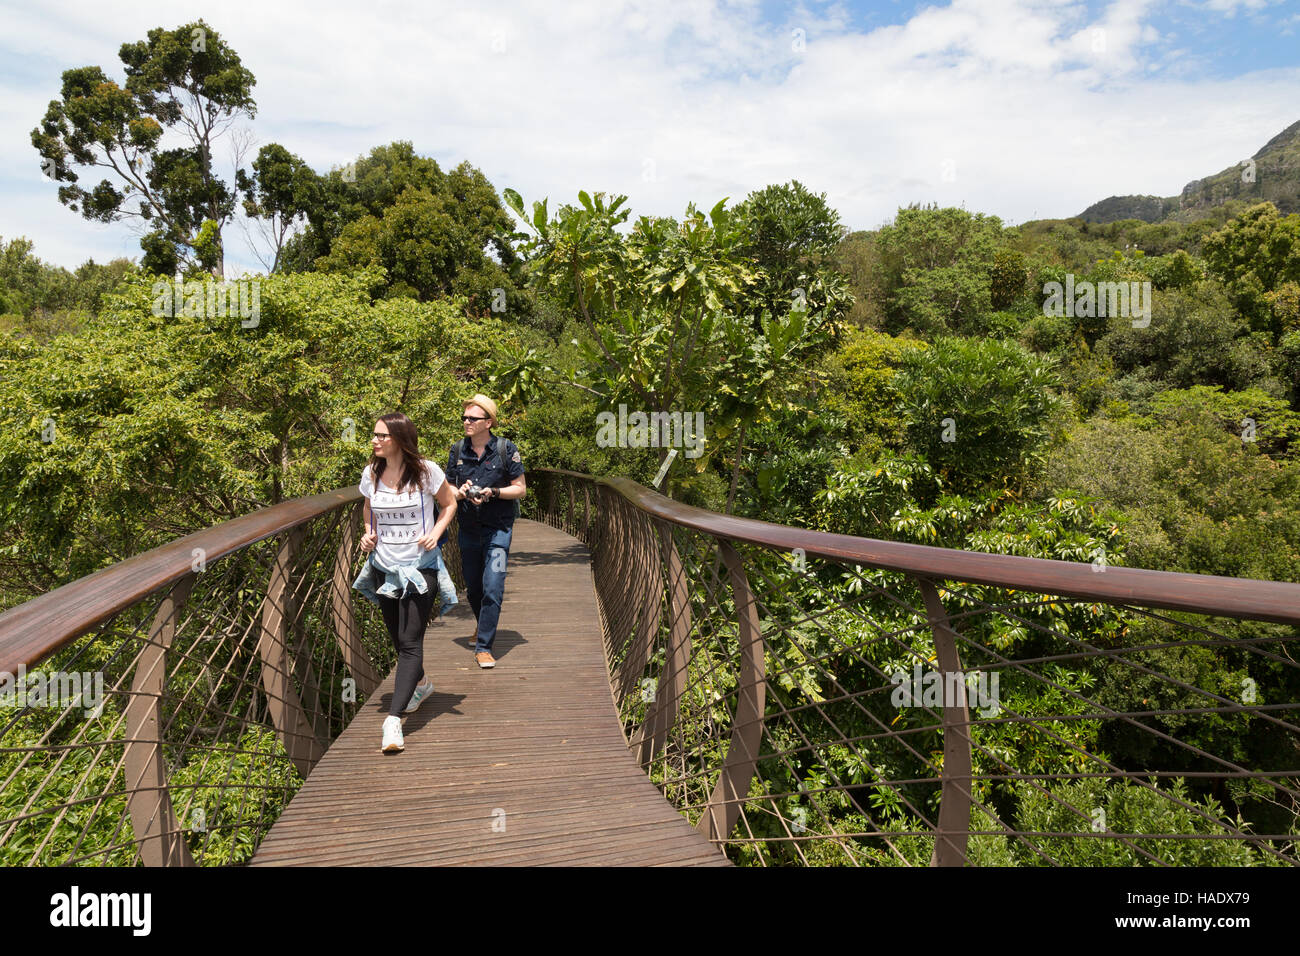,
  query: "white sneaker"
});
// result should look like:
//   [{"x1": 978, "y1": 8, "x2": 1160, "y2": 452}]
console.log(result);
[
  {"x1": 405, "y1": 679, "x2": 434, "y2": 713},
  {"x1": 381, "y1": 715, "x2": 404, "y2": 753}
]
